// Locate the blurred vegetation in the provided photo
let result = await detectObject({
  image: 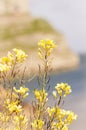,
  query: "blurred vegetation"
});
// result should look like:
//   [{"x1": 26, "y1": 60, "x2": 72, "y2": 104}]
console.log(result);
[
  {"x1": 0, "y1": 18, "x2": 57, "y2": 40},
  {"x1": 0, "y1": 18, "x2": 61, "y2": 54}
]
